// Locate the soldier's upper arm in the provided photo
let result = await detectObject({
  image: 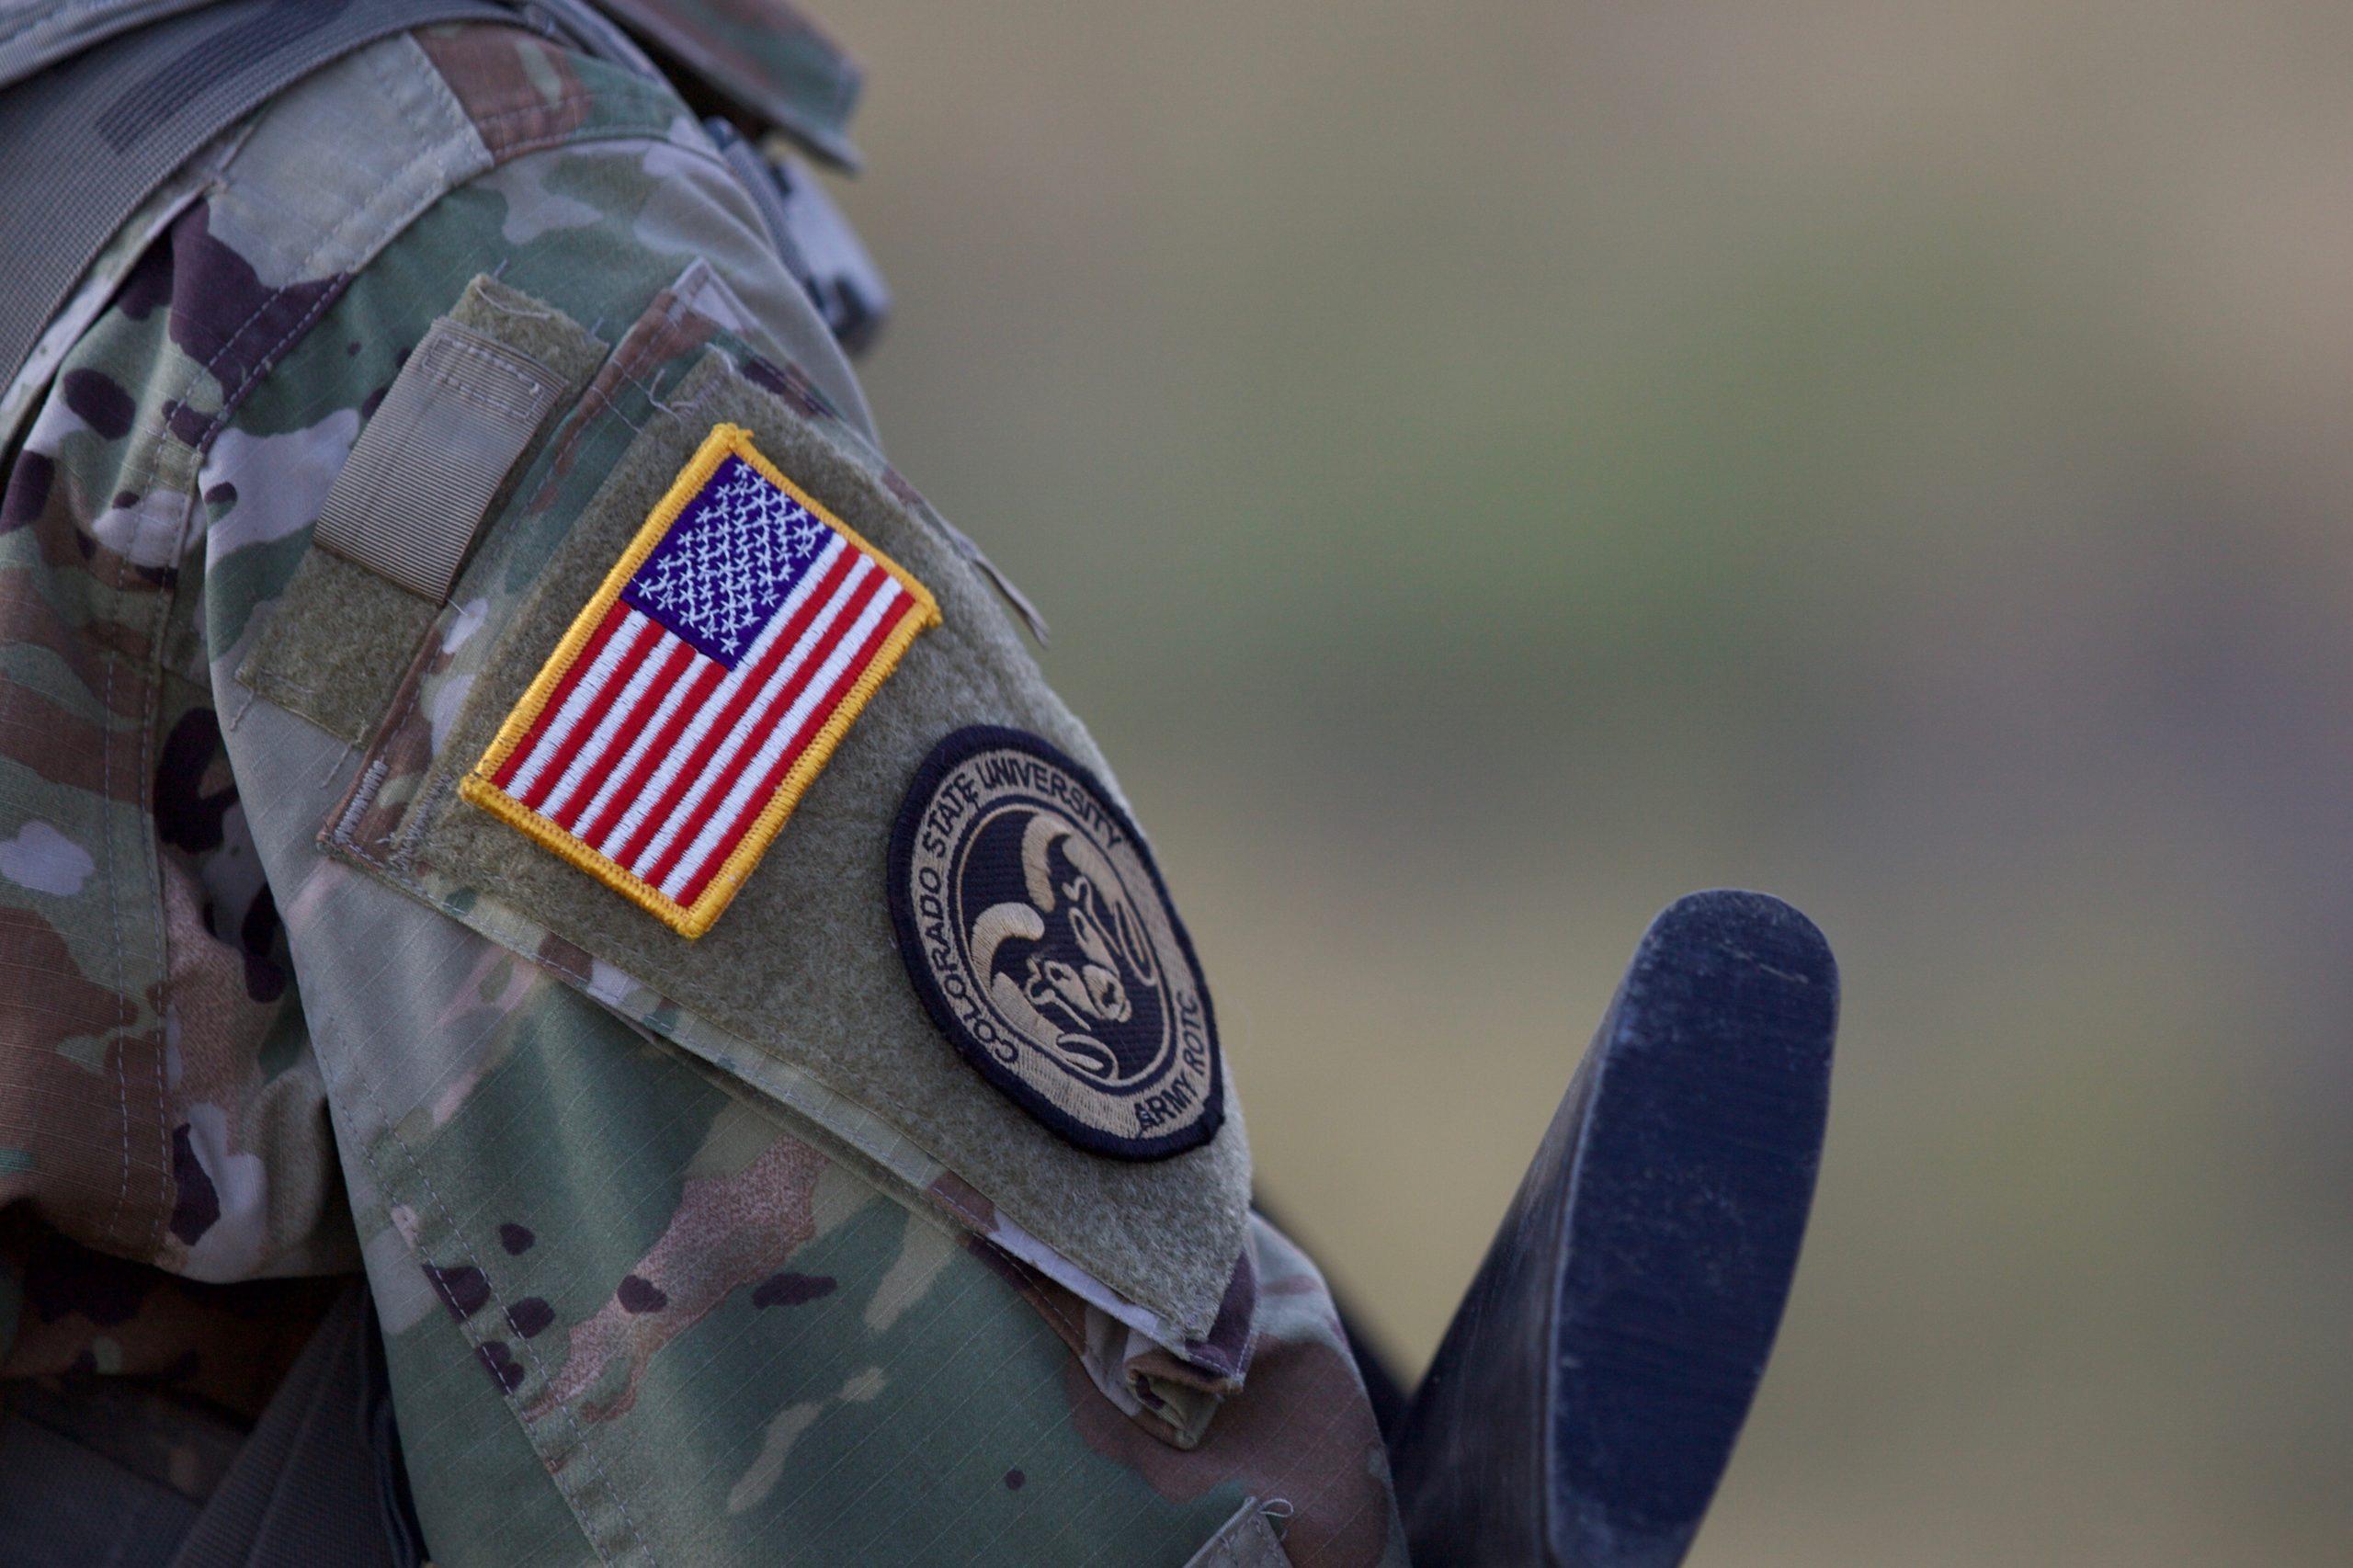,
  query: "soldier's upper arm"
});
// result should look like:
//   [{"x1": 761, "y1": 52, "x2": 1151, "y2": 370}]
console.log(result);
[
  {"x1": 273, "y1": 257, "x2": 1253, "y2": 1337},
  {"x1": 204, "y1": 25, "x2": 1401, "y2": 1562}
]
